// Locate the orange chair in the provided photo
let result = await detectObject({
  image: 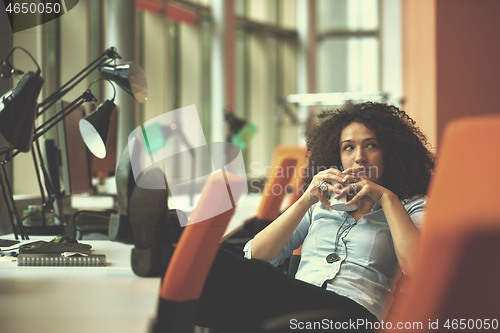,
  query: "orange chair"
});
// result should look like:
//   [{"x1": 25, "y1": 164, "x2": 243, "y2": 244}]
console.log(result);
[
  {"x1": 256, "y1": 145, "x2": 307, "y2": 224},
  {"x1": 288, "y1": 245, "x2": 302, "y2": 277},
  {"x1": 151, "y1": 171, "x2": 246, "y2": 333},
  {"x1": 381, "y1": 115, "x2": 500, "y2": 332}
]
